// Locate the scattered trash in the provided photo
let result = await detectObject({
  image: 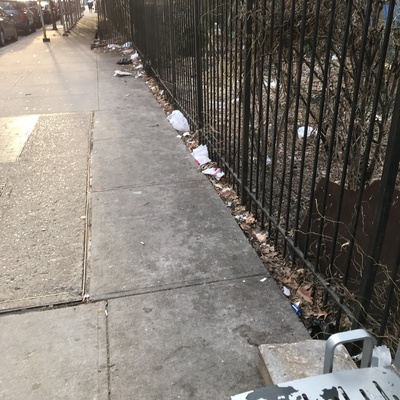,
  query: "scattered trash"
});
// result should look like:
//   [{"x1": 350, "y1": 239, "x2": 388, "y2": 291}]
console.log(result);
[
  {"x1": 104, "y1": 309, "x2": 108, "y2": 317},
  {"x1": 131, "y1": 52, "x2": 139, "y2": 61},
  {"x1": 117, "y1": 58, "x2": 132, "y2": 65},
  {"x1": 135, "y1": 64, "x2": 143, "y2": 70},
  {"x1": 264, "y1": 79, "x2": 278, "y2": 89},
  {"x1": 227, "y1": 201, "x2": 233, "y2": 207},
  {"x1": 235, "y1": 214, "x2": 247, "y2": 222},
  {"x1": 215, "y1": 169, "x2": 225, "y2": 180},
  {"x1": 266, "y1": 156, "x2": 272, "y2": 165},
  {"x1": 135, "y1": 72, "x2": 143, "y2": 78},
  {"x1": 182, "y1": 132, "x2": 191, "y2": 137},
  {"x1": 82, "y1": 293, "x2": 90, "y2": 302},
  {"x1": 210, "y1": 101, "x2": 225, "y2": 109},
  {"x1": 107, "y1": 43, "x2": 119, "y2": 50},
  {"x1": 256, "y1": 232, "x2": 267, "y2": 242},
  {"x1": 122, "y1": 41, "x2": 132, "y2": 48},
  {"x1": 202, "y1": 167, "x2": 225, "y2": 180},
  {"x1": 260, "y1": 277, "x2": 267, "y2": 282},
  {"x1": 167, "y1": 110, "x2": 190, "y2": 132},
  {"x1": 290, "y1": 301, "x2": 302, "y2": 316},
  {"x1": 114, "y1": 70, "x2": 133, "y2": 77},
  {"x1": 372, "y1": 345, "x2": 392, "y2": 367},
  {"x1": 192, "y1": 145, "x2": 211, "y2": 165},
  {"x1": 283, "y1": 286, "x2": 291, "y2": 297},
  {"x1": 298, "y1": 126, "x2": 317, "y2": 139}
]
